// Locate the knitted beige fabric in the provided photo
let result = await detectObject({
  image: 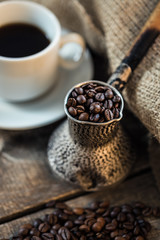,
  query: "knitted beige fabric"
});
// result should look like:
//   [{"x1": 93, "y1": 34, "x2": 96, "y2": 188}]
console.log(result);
[{"x1": 1, "y1": 0, "x2": 160, "y2": 141}]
